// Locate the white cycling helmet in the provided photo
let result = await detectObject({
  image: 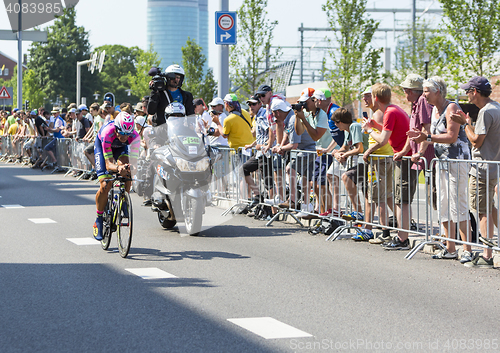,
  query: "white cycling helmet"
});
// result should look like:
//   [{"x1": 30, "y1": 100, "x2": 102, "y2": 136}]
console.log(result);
[
  {"x1": 164, "y1": 64, "x2": 185, "y2": 88},
  {"x1": 165, "y1": 102, "x2": 186, "y2": 117},
  {"x1": 114, "y1": 111, "x2": 135, "y2": 135}
]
